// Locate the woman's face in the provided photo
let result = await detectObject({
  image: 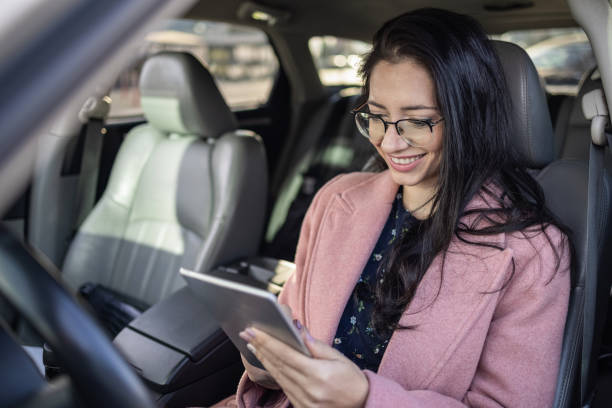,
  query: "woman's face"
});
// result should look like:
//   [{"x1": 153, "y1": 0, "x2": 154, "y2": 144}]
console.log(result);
[{"x1": 367, "y1": 59, "x2": 444, "y2": 191}]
